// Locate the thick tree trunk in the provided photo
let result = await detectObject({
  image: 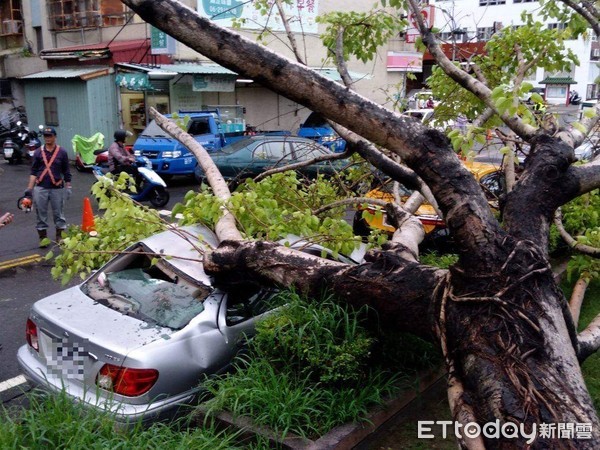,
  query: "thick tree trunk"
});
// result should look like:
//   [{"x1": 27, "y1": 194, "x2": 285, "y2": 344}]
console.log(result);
[{"x1": 206, "y1": 235, "x2": 599, "y2": 447}]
